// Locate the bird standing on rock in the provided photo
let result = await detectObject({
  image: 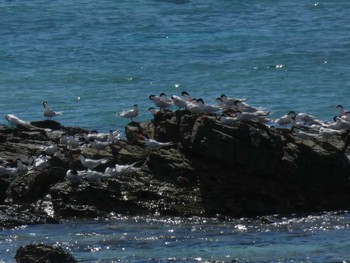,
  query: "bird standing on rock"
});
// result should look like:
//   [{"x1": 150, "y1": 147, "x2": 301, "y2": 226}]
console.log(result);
[
  {"x1": 143, "y1": 136, "x2": 174, "y2": 150},
  {"x1": 291, "y1": 126, "x2": 319, "y2": 142},
  {"x1": 149, "y1": 95, "x2": 173, "y2": 109},
  {"x1": 79, "y1": 154, "x2": 109, "y2": 170},
  {"x1": 42, "y1": 101, "x2": 62, "y2": 119},
  {"x1": 66, "y1": 169, "x2": 86, "y2": 183},
  {"x1": 116, "y1": 104, "x2": 138, "y2": 121}
]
